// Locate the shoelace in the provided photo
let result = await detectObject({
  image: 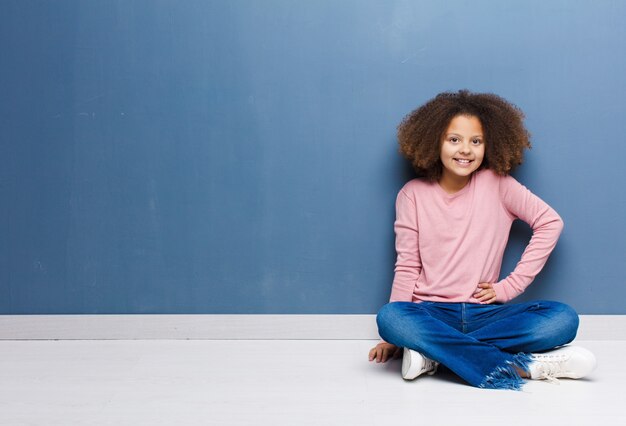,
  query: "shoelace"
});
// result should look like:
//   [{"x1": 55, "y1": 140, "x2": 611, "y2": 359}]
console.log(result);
[
  {"x1": 422, "y1": 359, "x2": 439, "y2": 376},
  {"x1": 533, "y1": 354, "x2": 571, "y2": 385}
]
